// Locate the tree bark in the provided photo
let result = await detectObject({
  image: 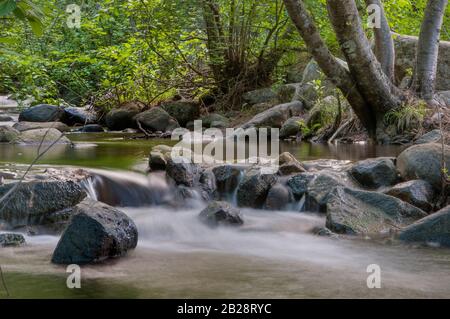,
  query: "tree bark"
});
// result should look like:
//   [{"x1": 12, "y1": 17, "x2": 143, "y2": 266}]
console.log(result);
[
  {"x1": 412, "y1": 0, "x2": 448, "y2": 101},
  {"x1": 326, "y1": 0, "x2": 402, "y2": 115},
  {"x1": 283, "y1": 0, "x2": 376, "y2": 137},
  {"x1": 365, "y1": 0, "x2": 395, "y2": 81}
]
